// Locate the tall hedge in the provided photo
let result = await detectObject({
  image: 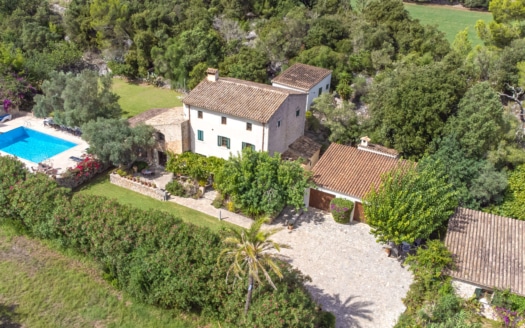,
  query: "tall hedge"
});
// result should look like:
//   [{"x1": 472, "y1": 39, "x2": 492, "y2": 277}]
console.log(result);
[{"x1": 0, "y1": 156, "x2": 331, "y2": 327}]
